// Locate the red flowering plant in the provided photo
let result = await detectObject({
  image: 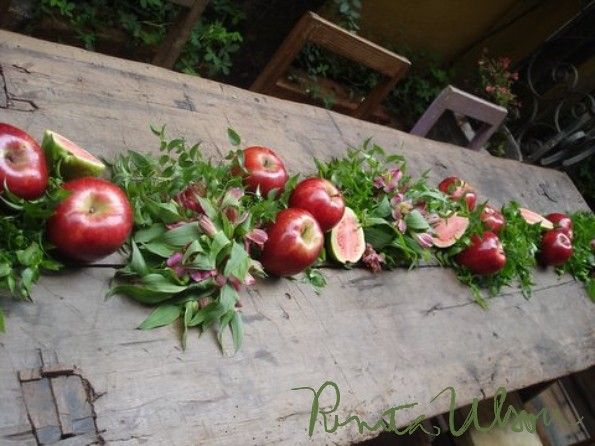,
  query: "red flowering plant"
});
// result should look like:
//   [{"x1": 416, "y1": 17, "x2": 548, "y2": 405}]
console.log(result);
[{"x1": 477, "y1": 49, "x2": 521, "y2": 114}]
